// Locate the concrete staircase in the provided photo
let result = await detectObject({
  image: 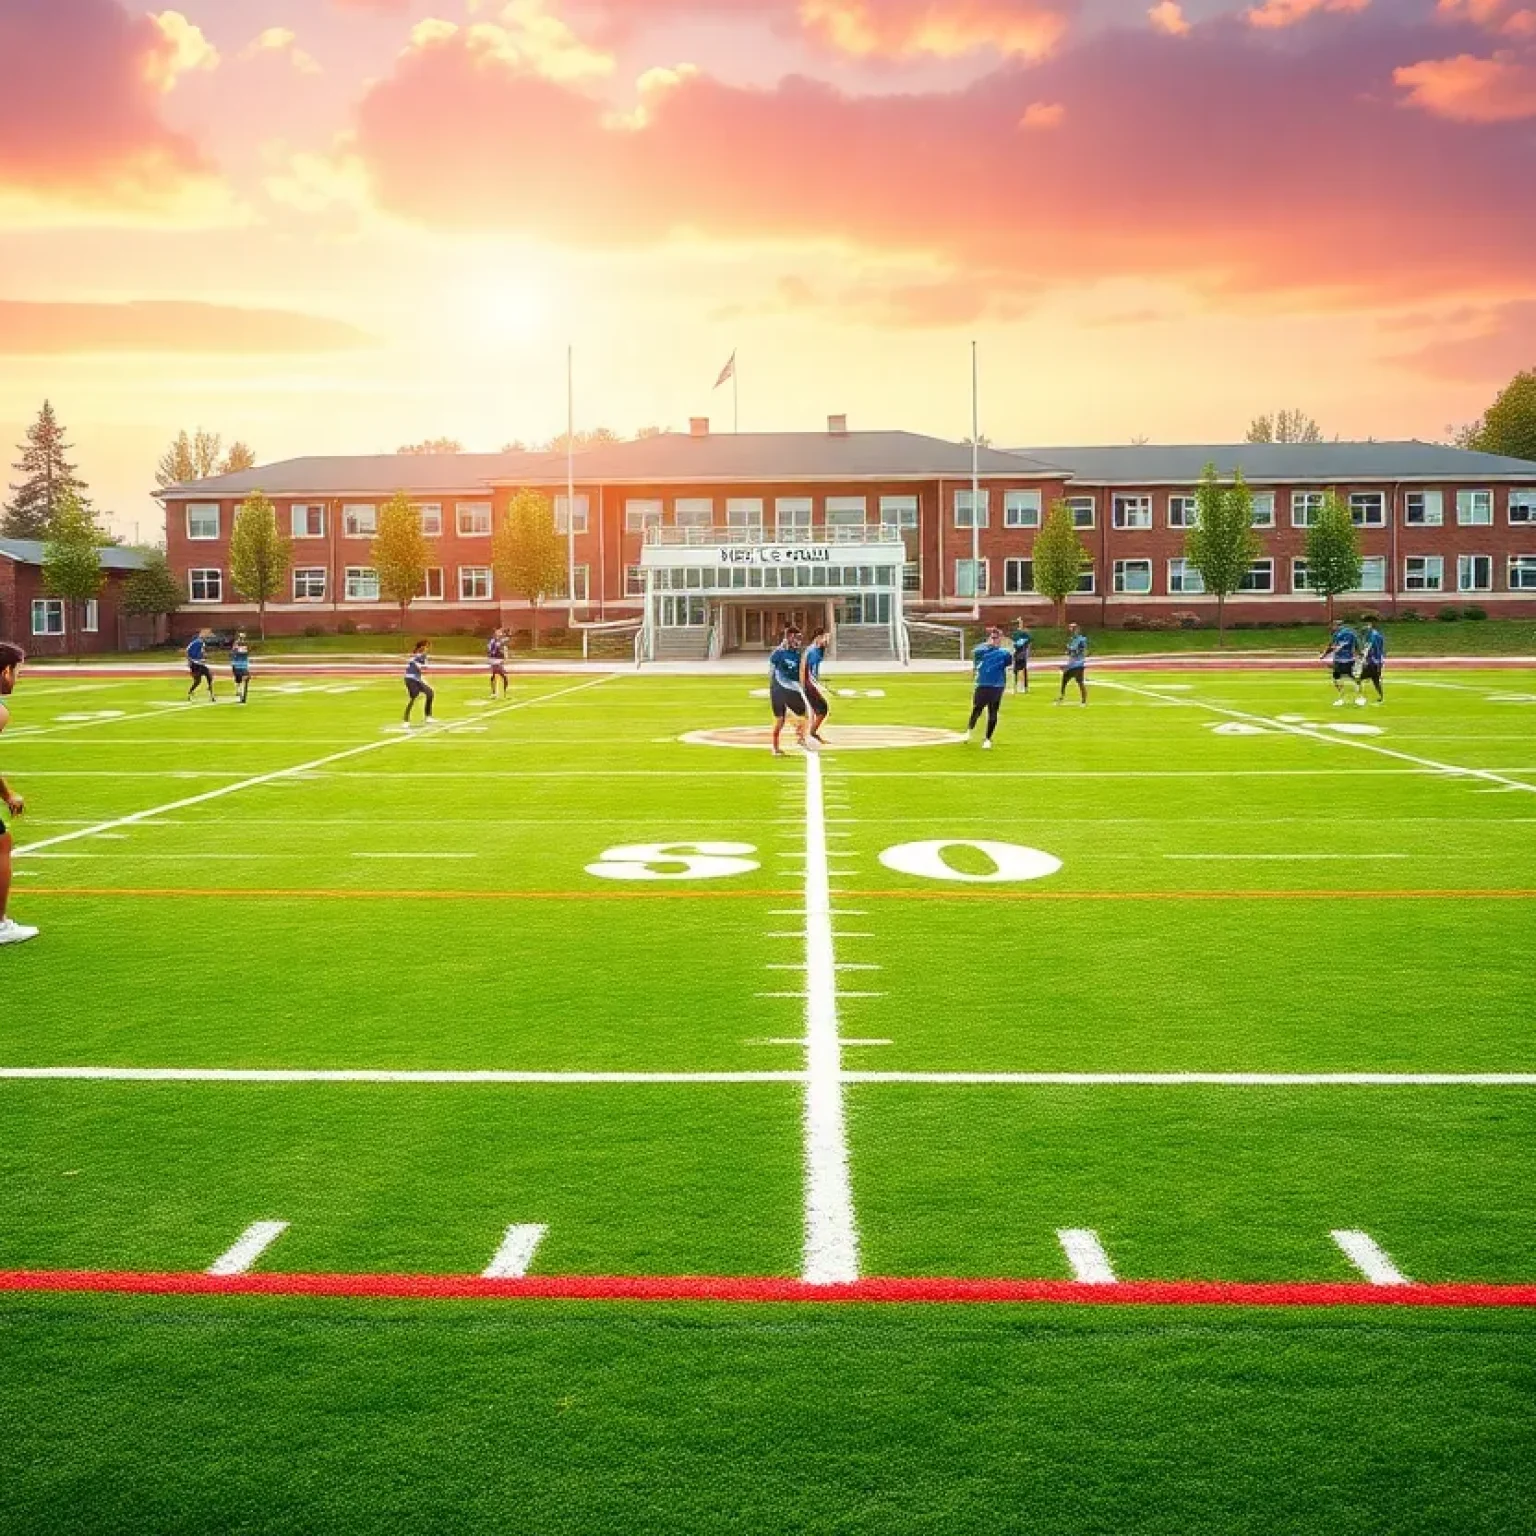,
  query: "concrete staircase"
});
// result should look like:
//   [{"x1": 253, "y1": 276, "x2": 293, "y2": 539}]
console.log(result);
[
  {"x1": 834, "y1": 627, "x2": 896, "y2": 663},
  {"x1": 651, "y1": 627, "x2": 712, "y2": 662}
]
